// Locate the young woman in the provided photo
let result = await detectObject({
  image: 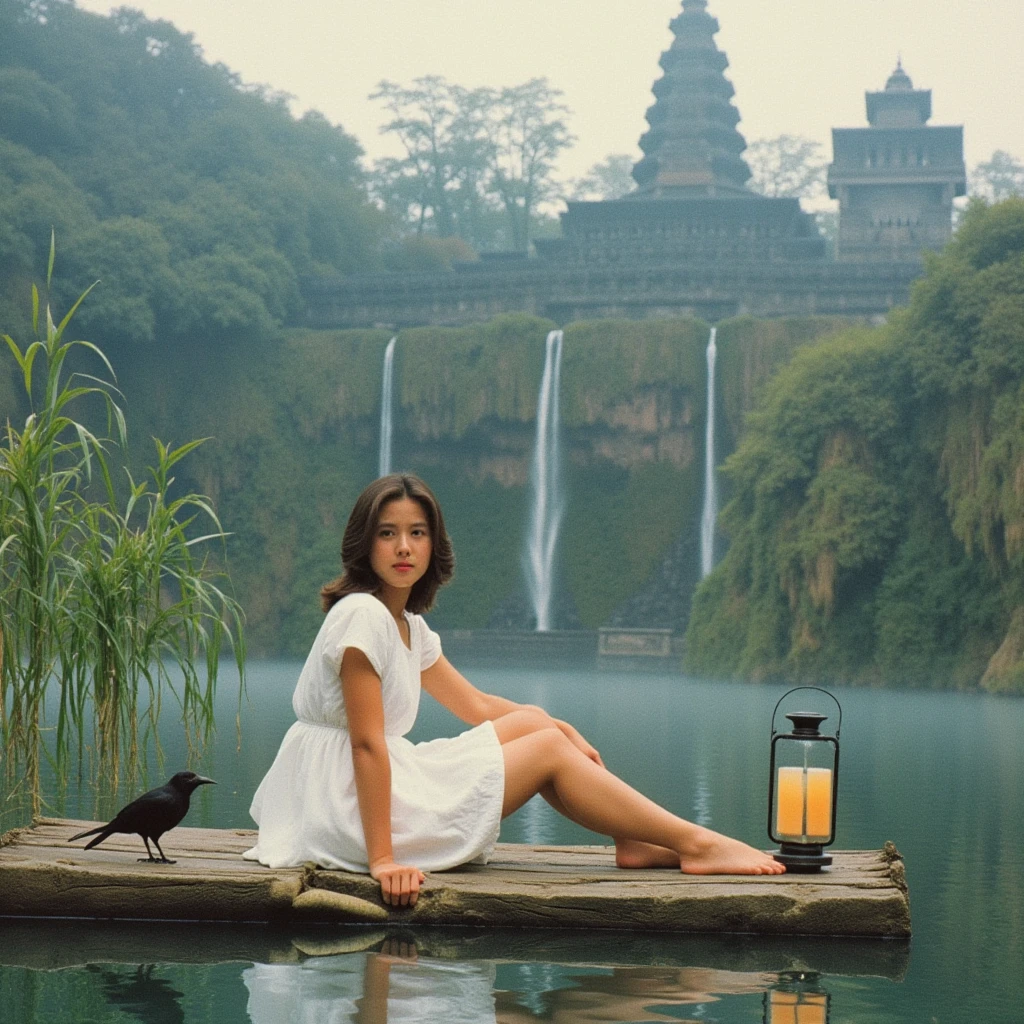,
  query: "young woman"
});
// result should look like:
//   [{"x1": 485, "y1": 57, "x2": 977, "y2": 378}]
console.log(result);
[{"x1": 244, "y1": 474, "x2": 784, "y2": 905}]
